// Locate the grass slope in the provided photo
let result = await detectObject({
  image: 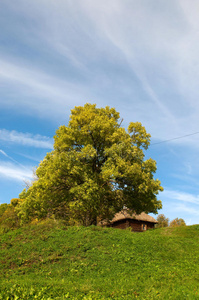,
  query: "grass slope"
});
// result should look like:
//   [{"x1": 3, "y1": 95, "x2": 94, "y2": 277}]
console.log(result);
[{"x1": 0, "y1": 220, "x2": 199, "y2": 299}]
